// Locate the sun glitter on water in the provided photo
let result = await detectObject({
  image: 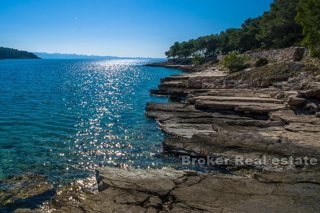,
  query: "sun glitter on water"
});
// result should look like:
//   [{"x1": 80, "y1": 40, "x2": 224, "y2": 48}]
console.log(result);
[{"x1": 0, "y1": 59, "x2": 182, "y2": 182}]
